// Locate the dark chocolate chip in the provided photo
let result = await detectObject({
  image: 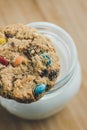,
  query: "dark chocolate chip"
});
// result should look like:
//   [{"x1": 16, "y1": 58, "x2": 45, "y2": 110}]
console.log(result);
[
  {"x1": 23, "y1": 49, "x2": 31, "y2": 59},
  {"x1": 33, "y1": 79, "x2": 38, "y2": 84},
  {"x1": 0, "y1": 84, "x2": 3, "y2": 89},
  {"x1": 2, "y1": 92, "x2": 7, "y2": 96},
  {"x1": 4, "y1": 32, "x2": 13, "y2": 38},
  {"x1": 11, "y1": 42, "x2": 15, "y2": 47},
  {"x1": 0, "y1": 75, "x2": 2, "y2": 79},
  {"x1": 46, "y1": 84, "x2": 51, "y2": 91},
  {"x1": 40, "y1": 69, "x2": 48, "y2": 77},
  {"x1": 22, "y1": 74, "x2": 25, "y2": 76},
  {"x1": 12, "y1": 76, "x2": 17, "y2": 82},
  {"x1": 48, "y1": 70, "x2": 57, "y2": 81}
]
